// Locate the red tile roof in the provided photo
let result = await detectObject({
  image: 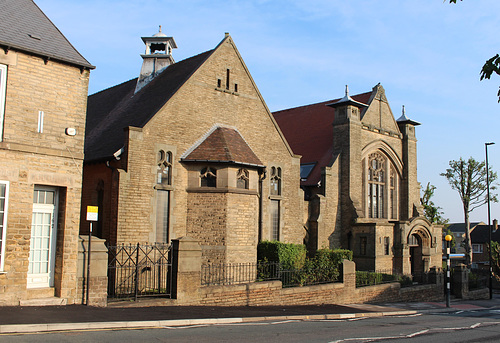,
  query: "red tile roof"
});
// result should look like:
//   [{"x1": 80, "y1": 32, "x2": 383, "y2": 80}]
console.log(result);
[
  {"x1": 182, "y1": 126, "x2": 263, "y2": 167},
  {"x1": 273, "y1": 91, "x2": 372, "y2": 186}
]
